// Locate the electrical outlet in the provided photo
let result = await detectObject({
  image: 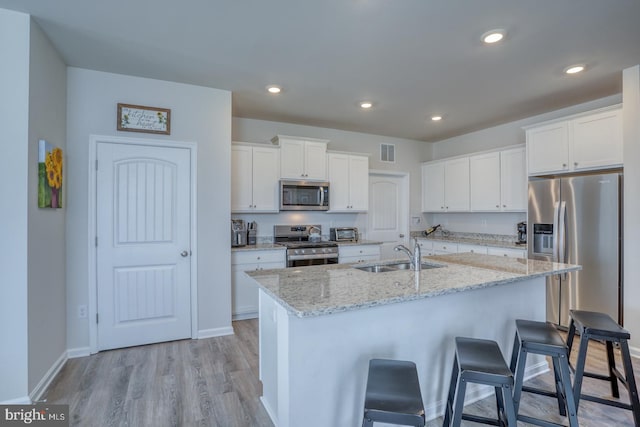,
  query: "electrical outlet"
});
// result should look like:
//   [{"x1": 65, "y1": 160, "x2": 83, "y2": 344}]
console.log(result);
[
  {"x1": 411, "y1": 216, "x2": 421, "y2": 225},
  {"x1": 78, "y1": 305, "x2": 87, "y2": 319}
]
